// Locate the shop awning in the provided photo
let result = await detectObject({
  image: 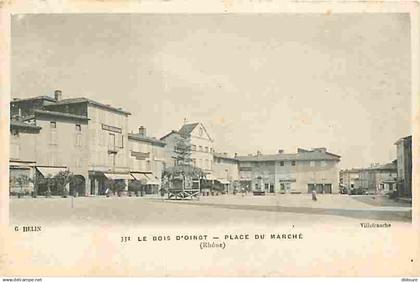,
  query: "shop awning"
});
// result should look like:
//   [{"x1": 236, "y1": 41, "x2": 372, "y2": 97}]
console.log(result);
[
  {"x1": 104, "y1": 173, "x2": 133, "y2": 180},
  {"x1": 205, "y1": 174, "x2": 217, "y2": 180},
  {"x1": 218, "y1": 179, "x2": 230, "y2": 184},
  {"x1": 130, "y1": 172, "x2": 150, "y2": 181},
  {"x1": 36, "y1": 166, "x2": 68, "y2": 178},
  {"x1": 145, "y1": 174, "x2": 160, "y2": 185},
  {"x1": 146, "y1": 179, "x2": 161, "y2": 185}
]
